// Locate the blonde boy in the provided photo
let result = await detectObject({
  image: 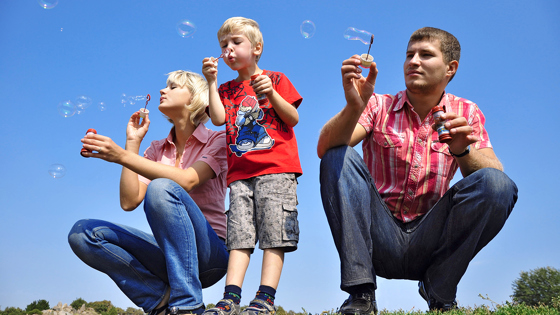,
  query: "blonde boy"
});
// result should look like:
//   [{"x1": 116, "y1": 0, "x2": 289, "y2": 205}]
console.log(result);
[{"x1": 202, "y1": 17, "x2": 302, "y2": 315}]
